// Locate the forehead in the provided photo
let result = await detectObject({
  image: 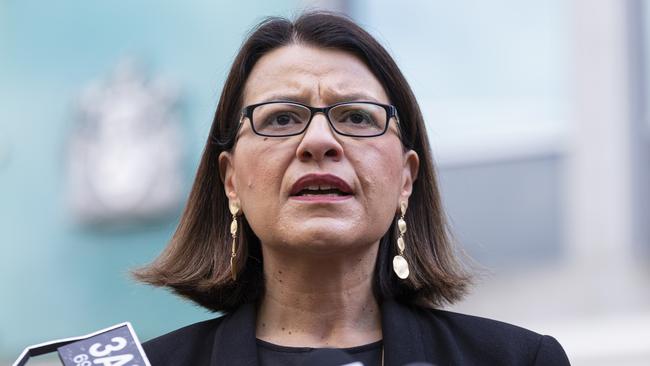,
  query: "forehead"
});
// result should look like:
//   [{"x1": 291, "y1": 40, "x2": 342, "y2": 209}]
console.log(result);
[{"x1": 242, "y1": 44, "x2": 390, "y2": 105}]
